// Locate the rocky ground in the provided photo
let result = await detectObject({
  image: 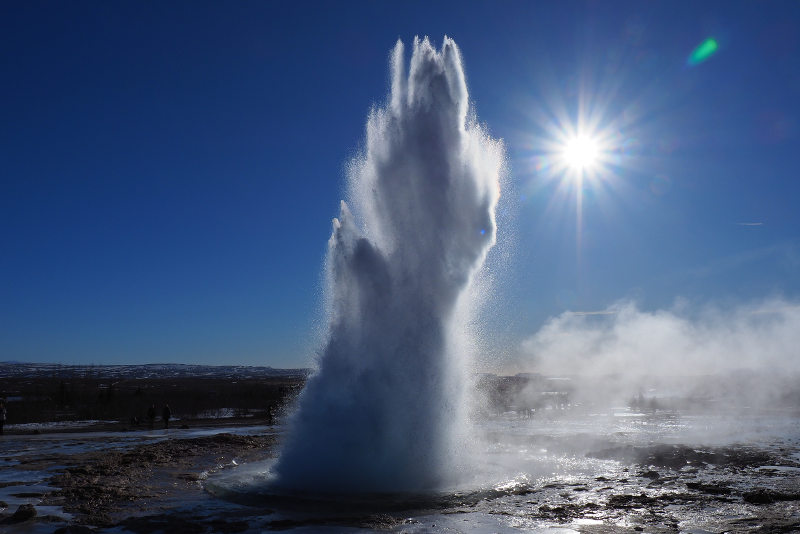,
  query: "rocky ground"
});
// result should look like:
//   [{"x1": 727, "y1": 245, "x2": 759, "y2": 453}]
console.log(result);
[
  {"x1": 1, "y1": 432, "x2": 278, "y2": 532},
  {"x1": 1, "y1": 427, "x2": 799, "y2": 533},
  {"x1": 522, "y1": 442, "x2": 800, "y2": 534}
]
